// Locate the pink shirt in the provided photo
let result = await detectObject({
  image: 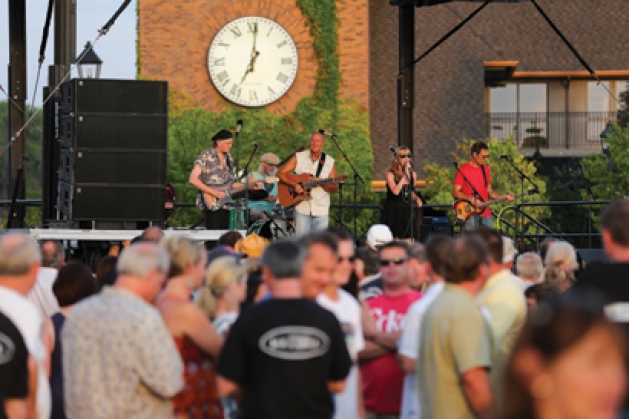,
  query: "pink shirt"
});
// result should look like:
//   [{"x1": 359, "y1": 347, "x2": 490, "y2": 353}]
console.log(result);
[
  {"x1": 361, "y1": 290, "x2": 421, "y2": 414},
  {"x1": 454, "y1": 162, "x2": 491, "y2": 217}
]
